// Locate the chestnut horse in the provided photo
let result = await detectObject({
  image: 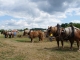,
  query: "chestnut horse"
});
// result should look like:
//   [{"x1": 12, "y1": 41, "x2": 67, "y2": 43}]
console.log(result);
[
  {"x1": 46, "y1": 26, "x2": 64, "y2": 48},
  {"x1": 61, "y1": 27, "x2": 80, "y2": 50},
  {"x1": 28, "y1": 30, "x2": 44, "y2": 43}
]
